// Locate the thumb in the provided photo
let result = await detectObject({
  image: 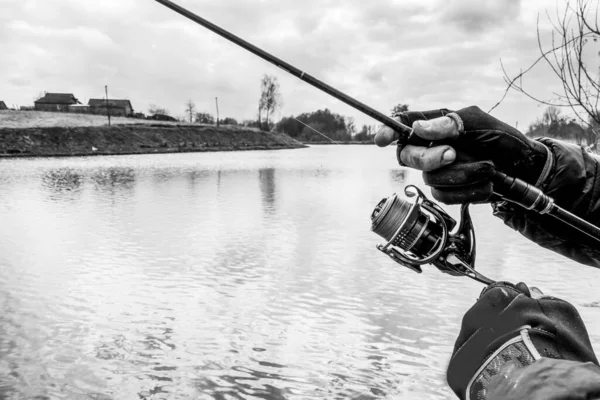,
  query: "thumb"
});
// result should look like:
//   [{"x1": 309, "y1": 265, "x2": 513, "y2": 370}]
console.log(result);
[
  {"x1": 374, "y1": 124, "x2": 399, "y2": 147},
  {"x1": 412, "y1": 116, "x2": 460, "y2": 141}
]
